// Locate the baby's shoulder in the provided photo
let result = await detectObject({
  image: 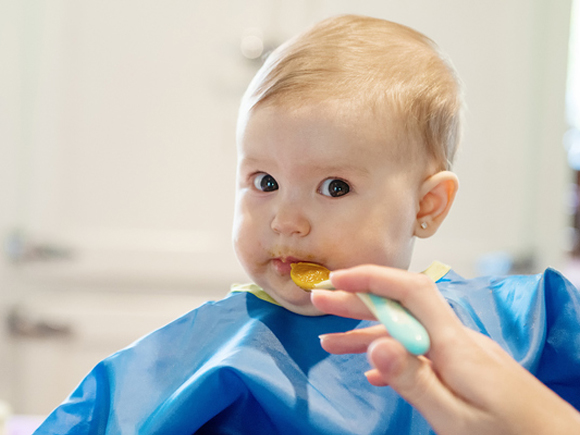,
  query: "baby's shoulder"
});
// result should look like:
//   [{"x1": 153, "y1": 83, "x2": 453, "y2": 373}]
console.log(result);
[
  {"x1": 150, "y1": 291, "x2": 252, "y2": 335},
  {"x1": 438, "y1": 267, "x2": 575, "y2": 297},
  {"x1": 104, "y1": 292, "x2": 252, "y2": 358}
]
